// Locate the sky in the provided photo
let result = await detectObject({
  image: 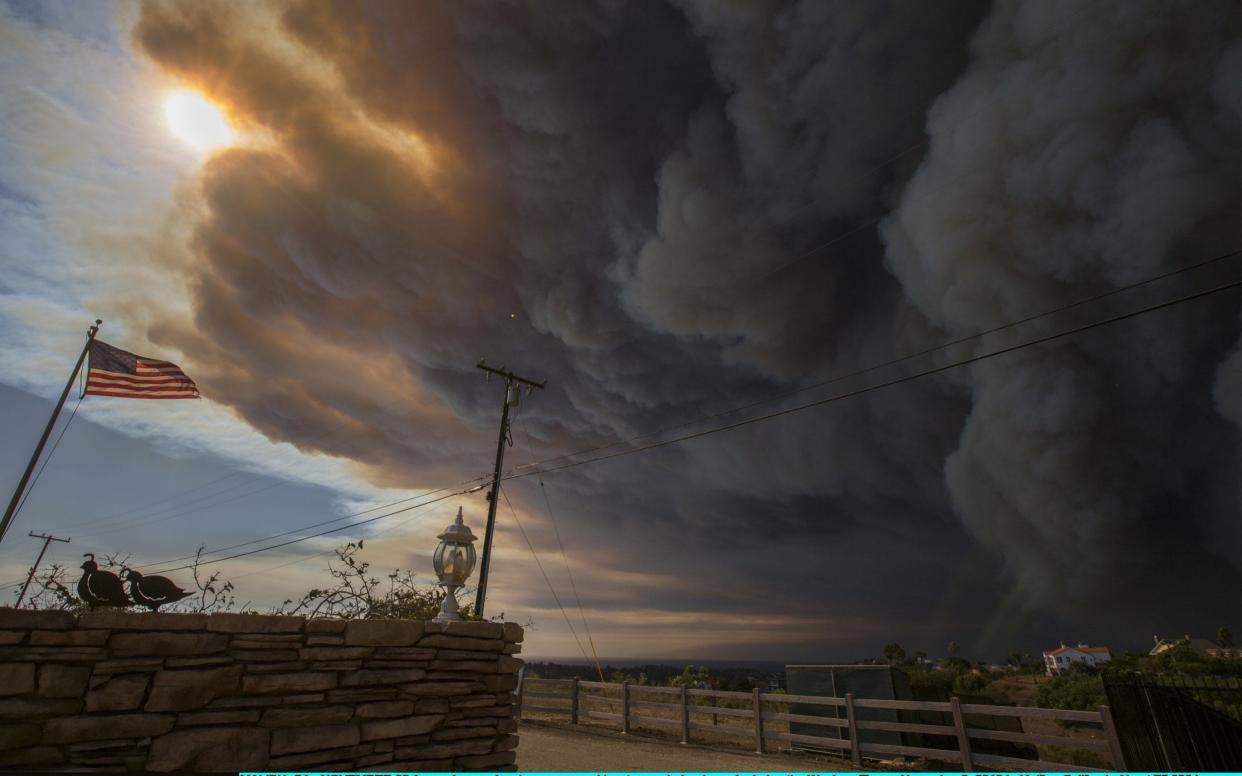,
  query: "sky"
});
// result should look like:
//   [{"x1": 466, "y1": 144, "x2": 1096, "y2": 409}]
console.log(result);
[{"x1": 0, "y1": 0, "x2": 1238, "y2": 664}]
